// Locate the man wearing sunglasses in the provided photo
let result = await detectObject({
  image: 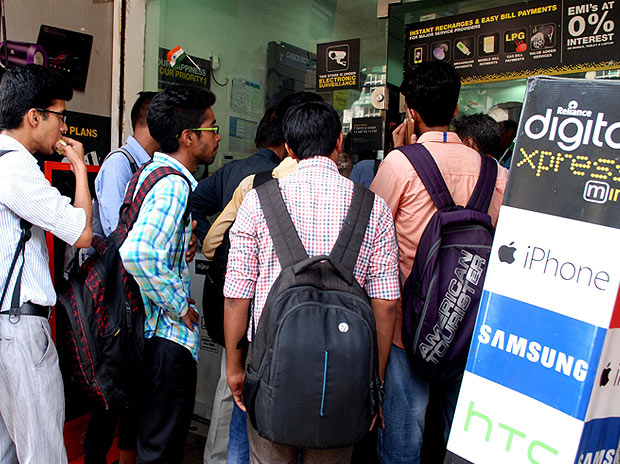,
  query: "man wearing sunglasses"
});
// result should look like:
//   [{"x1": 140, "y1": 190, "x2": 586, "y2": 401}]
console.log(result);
[
  {"x1": 0, "y1": 64, "x2": 93, "y2": 462},
  {"x1": 119, "y1": 85, "x2": 220, "y2": 464}
]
